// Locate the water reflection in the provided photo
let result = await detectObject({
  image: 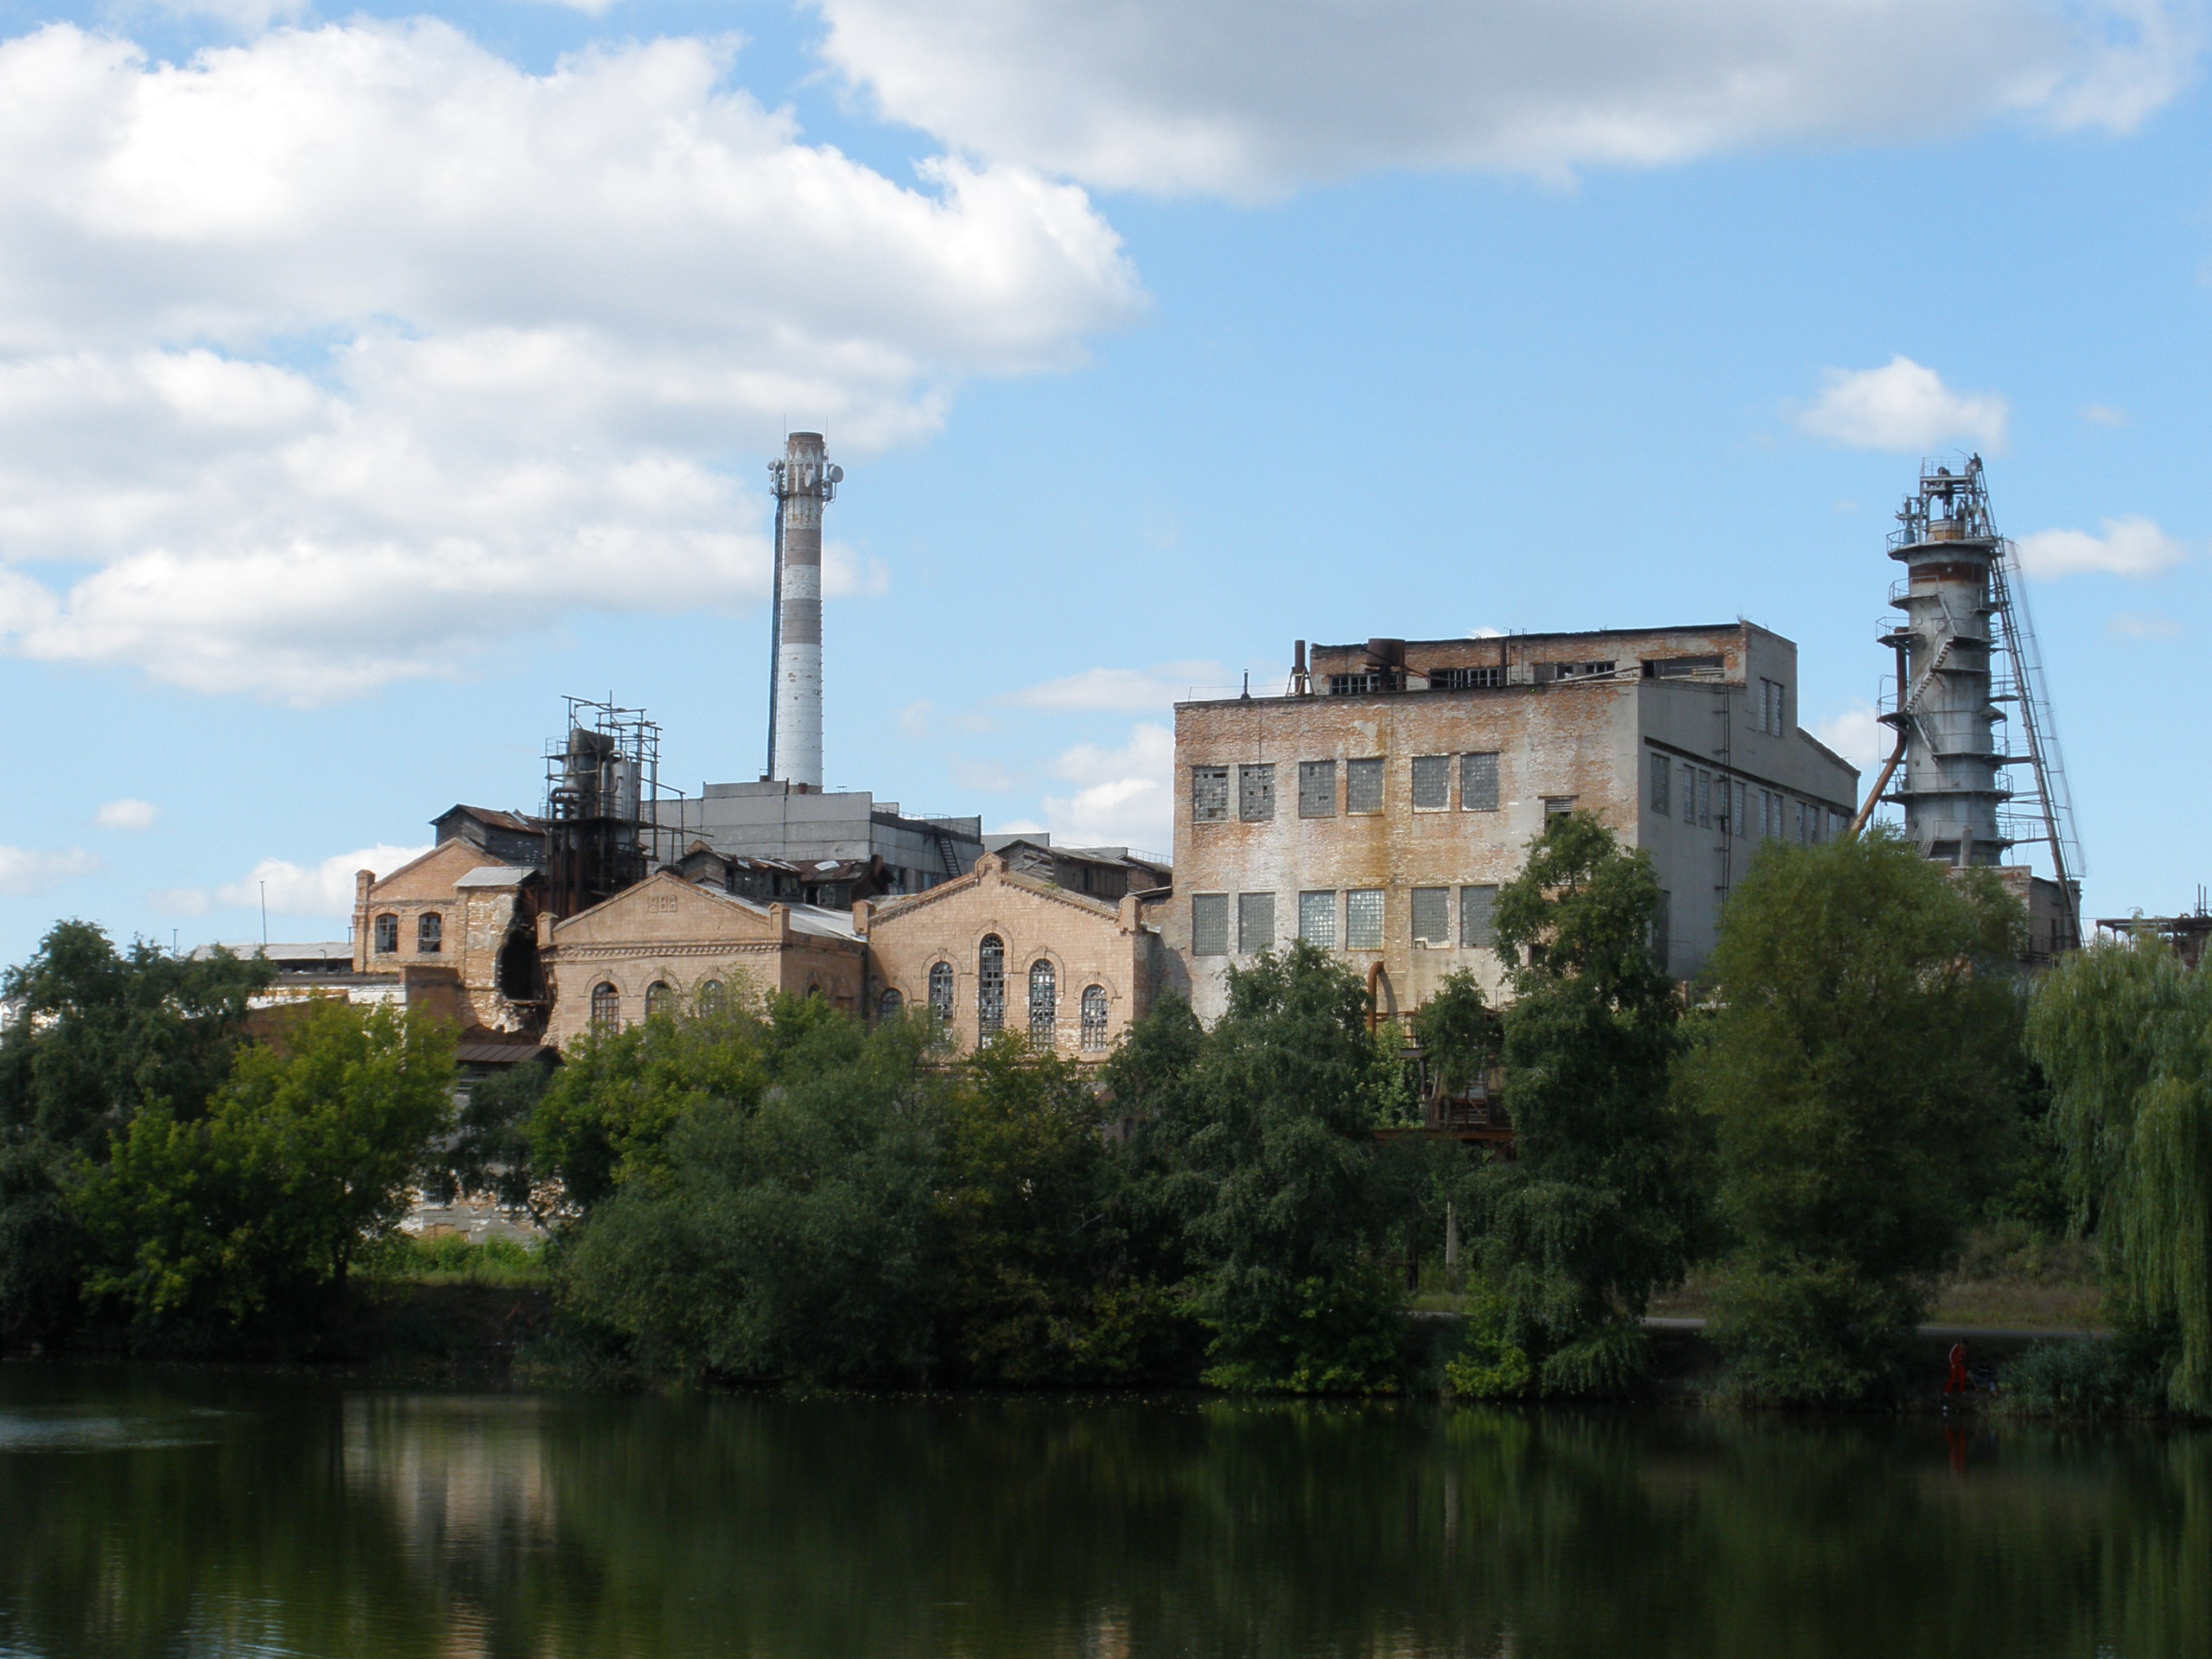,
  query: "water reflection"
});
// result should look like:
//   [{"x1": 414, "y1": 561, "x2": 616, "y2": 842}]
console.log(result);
[{"x1": 0, "y1": 1366, "x2": 2203, "y2": 1659}]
